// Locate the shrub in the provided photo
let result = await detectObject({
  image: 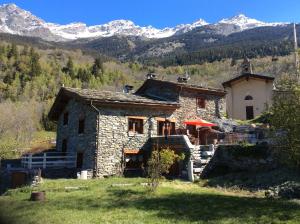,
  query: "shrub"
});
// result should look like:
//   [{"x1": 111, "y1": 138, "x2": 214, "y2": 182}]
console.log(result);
[{"x1": 147, "y1": 147, "x2": 184, "y2": 192}]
